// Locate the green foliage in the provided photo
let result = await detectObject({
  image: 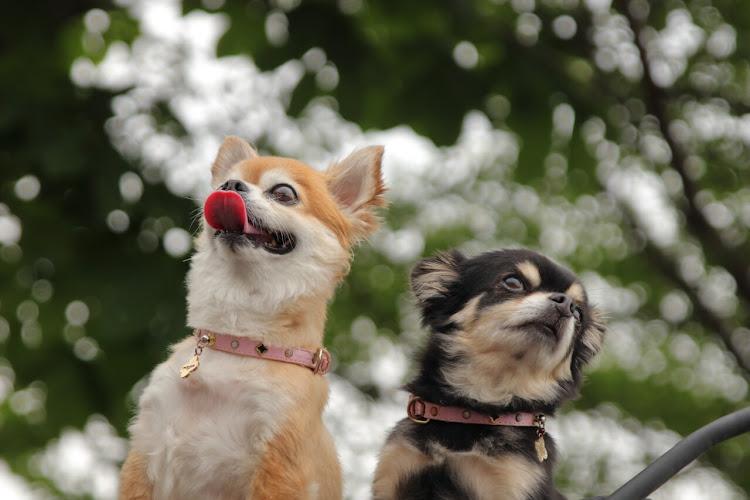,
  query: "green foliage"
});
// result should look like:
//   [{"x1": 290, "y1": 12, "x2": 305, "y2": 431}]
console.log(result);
[{"x1": 2, "y1": 0, "x2": 750, "y2": 497}]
